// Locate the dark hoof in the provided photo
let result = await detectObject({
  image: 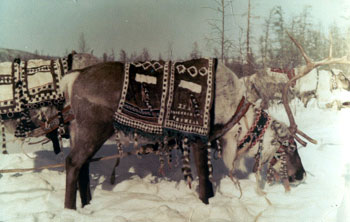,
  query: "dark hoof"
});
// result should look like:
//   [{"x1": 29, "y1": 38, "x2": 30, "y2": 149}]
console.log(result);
[{"x1": 201, "y1": 197, "x2": 210, "y2": 204}]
